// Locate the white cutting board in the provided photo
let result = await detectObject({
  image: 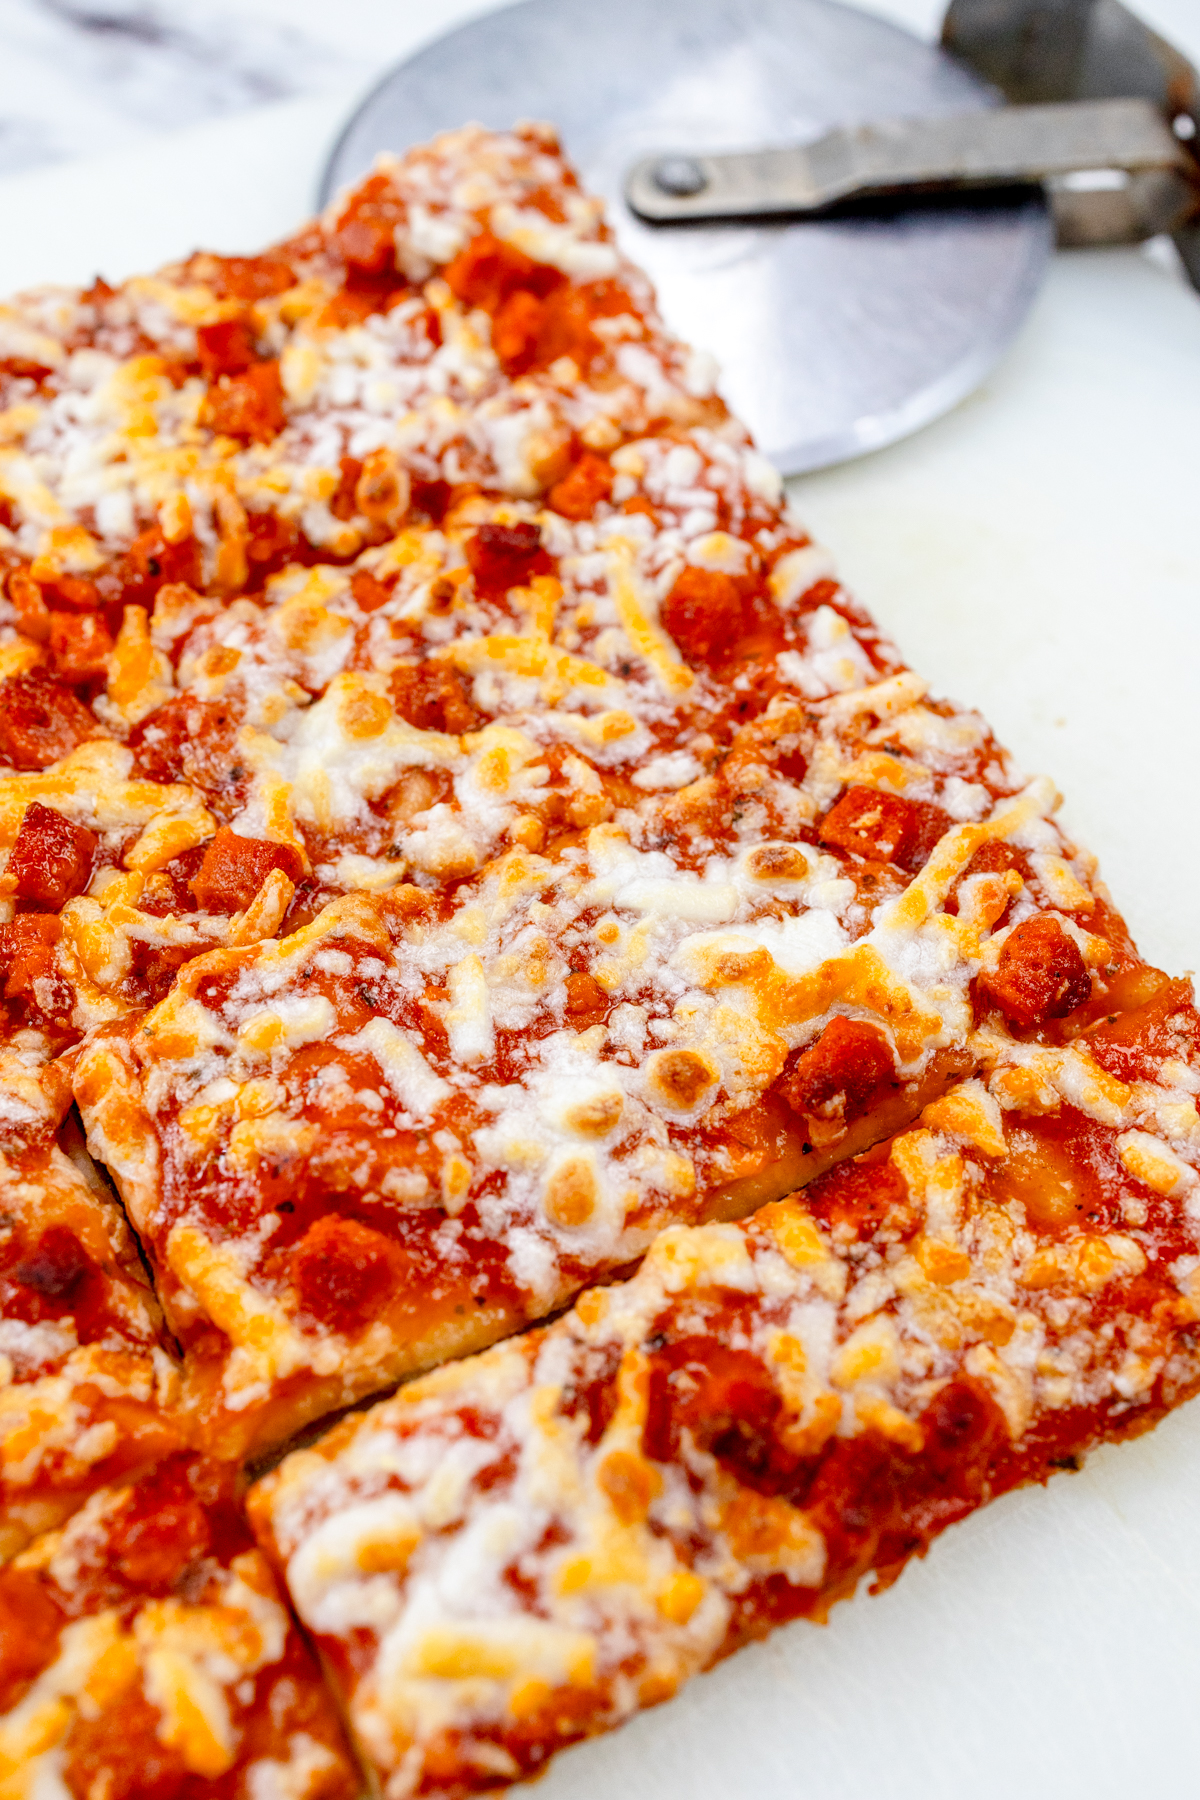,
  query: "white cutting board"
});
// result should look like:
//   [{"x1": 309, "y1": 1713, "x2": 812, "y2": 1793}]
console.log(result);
[{"x1": 1, "y1": 4, "x2": 1199, "y2": 1793}]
